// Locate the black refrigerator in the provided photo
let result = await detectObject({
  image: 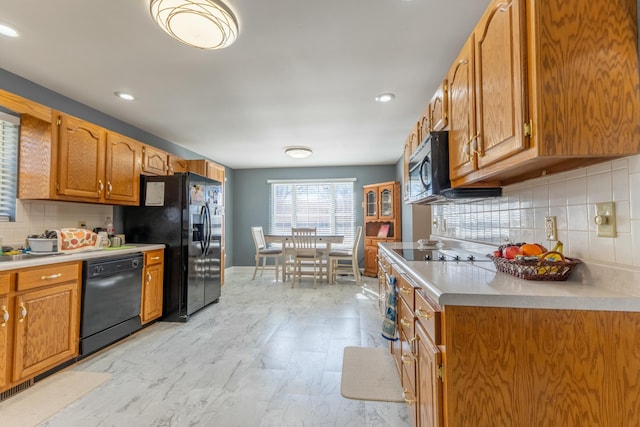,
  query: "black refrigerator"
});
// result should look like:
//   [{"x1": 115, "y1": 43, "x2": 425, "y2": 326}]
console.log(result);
[{"x1": 123, "y1": 172, "x2": 222, "y2": 322}]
